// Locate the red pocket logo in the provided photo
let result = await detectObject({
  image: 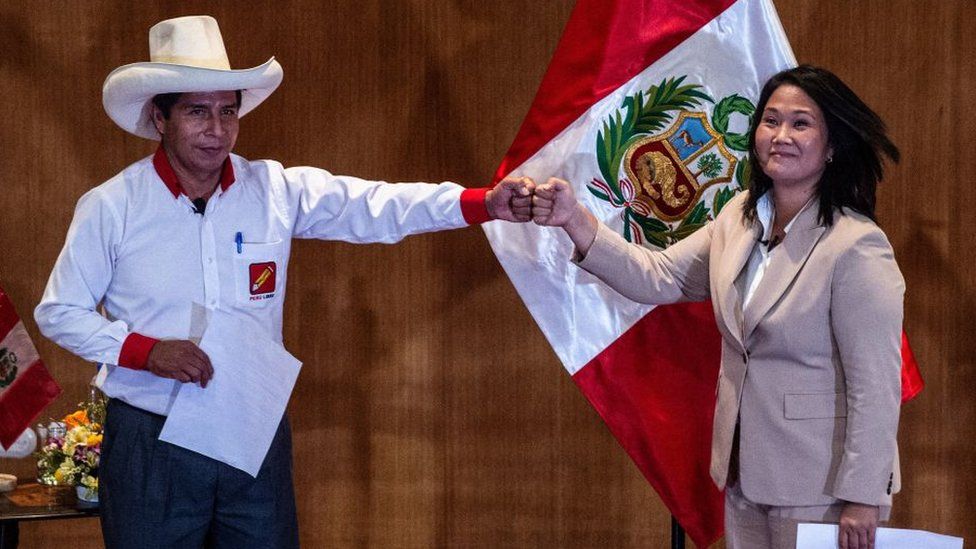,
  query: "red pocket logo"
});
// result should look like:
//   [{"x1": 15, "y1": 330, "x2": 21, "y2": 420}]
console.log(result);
[{"x1": 249, "y1": 262, "x2": 276, "y2": 296}]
